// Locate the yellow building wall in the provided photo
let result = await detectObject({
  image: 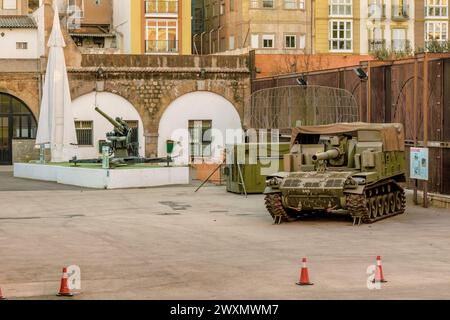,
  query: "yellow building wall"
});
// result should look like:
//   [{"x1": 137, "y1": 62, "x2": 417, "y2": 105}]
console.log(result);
[
  {"x1": 131, "y1": 0, "x2": 143, "y2": 54},
  {"x1": 314, "y1": 0, "x2": 361, "y2": 54},
  {"x1": 130, "y1": 0, "x2": 191, "y2": 55},
  {"x1": 181, "y1": 0, "x2": 192, "y2": 55}
]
